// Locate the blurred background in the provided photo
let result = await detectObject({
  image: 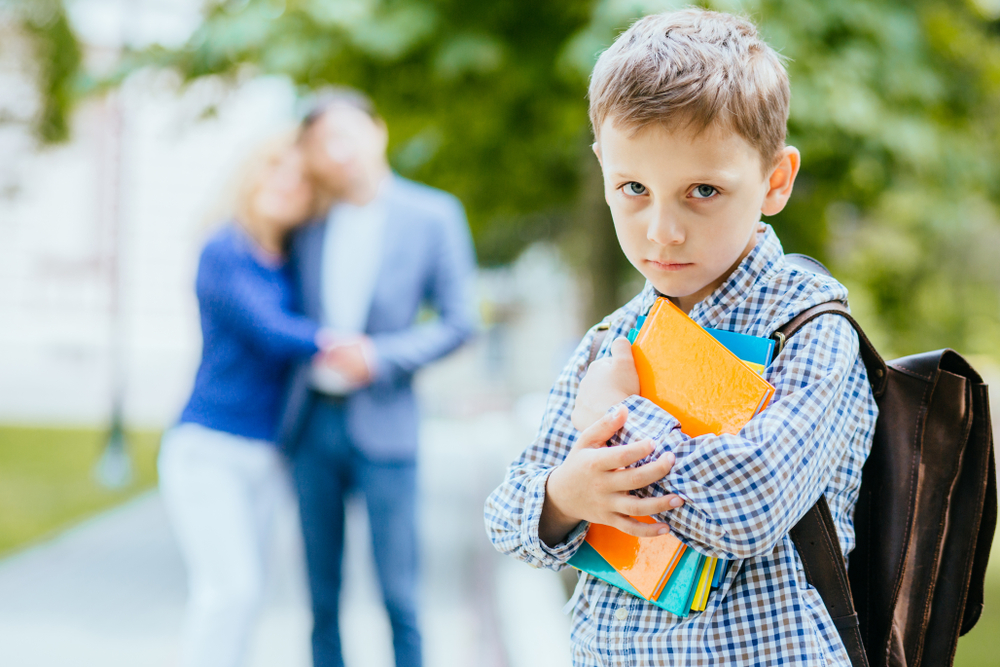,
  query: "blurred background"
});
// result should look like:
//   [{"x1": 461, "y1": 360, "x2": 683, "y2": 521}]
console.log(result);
[{"x1": 1, "y1": 0, "x2": 999, "y2": 665}]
